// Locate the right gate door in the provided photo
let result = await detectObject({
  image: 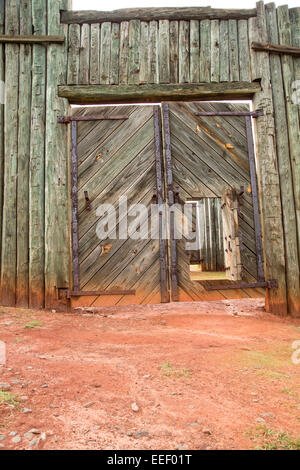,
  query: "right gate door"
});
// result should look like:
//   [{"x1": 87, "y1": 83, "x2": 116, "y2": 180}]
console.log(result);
[{"x1": 163, "y1": 101, "x2": 264, "y2": 302}]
